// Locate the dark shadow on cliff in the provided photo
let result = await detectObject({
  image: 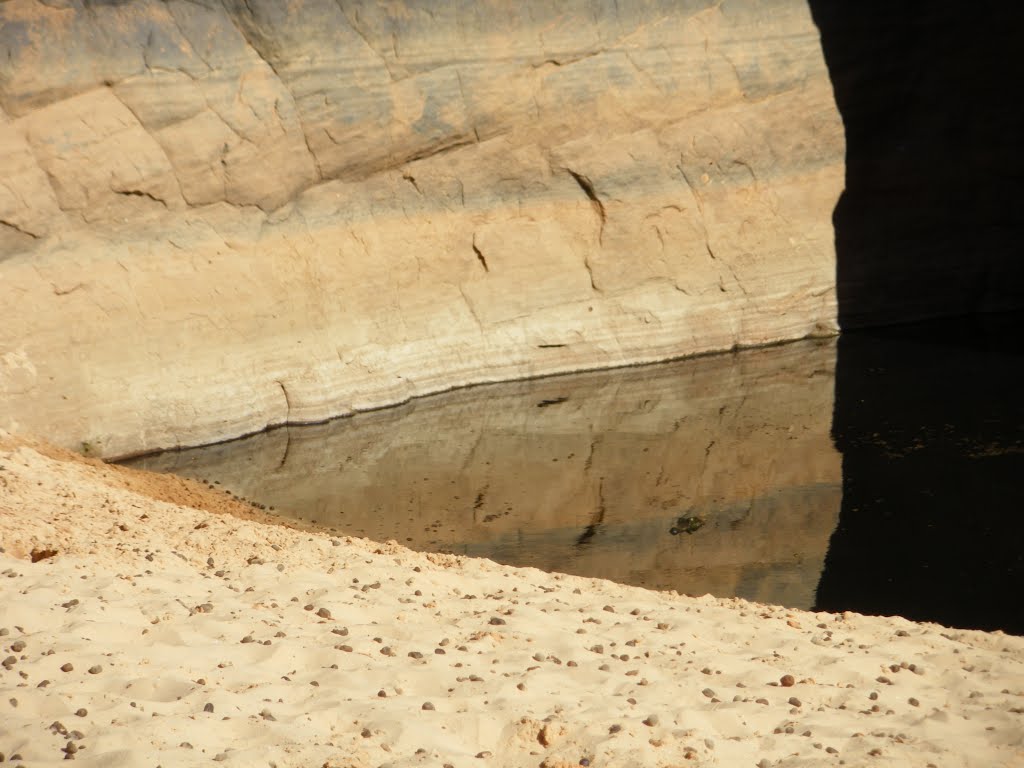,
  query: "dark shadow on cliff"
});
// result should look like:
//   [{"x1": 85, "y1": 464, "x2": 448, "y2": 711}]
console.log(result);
[
  {"x1": 810, "y1": 1, "x2": 1024, "y2": 327},
  {"x1": 811, "y1": 3, "x2": 1024, "y2": 633},
  {"x1": 816, "y1": 313, "x2": 1024, "y2": 634}
]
